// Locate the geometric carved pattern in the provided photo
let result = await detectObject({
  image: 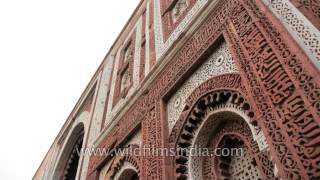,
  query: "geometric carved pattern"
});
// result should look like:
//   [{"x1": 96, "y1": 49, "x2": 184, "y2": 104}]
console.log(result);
[
  {"x1": 141, "y1": 100, "x2": 164, "y2": 180},
  {"x1": 203, "y1": 121, "x2": 263, "y2": 180},
  {"x1": 226, "y1": 0, "x2": 320, "y2": 178},
  {"x1": 258, "y1": 150, "x2": 279, "y2": 179},
  {"x1": 114, "y1": 39, "x2": 135, "y2": 106},
  {"x1": 189, "y1": 108, "x2": 269, "y2": 180},
  {"x1": 290, "y1": 0, "x2": 320, "y2": 29},
  {"x1": 87, "y1": 0, "x2": 320, "y2": 179},
  {"x1": 171, "y1": 80, "x2": 276, "y2": 179},
  {"x1": 167, "y1": 41, "x2": 237, "y2": 132},
  {"x1": 154, "y1": 0, "x2": 209, "y2": 59},
  {"x1": 261, "y1": 0, "x2": 320, "y2": 68},
  {"x1": 226, "y1": 146, "x2": 262, "y2": 180}
]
